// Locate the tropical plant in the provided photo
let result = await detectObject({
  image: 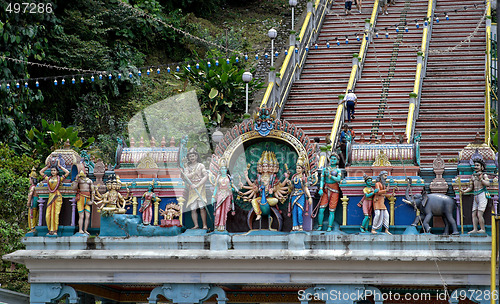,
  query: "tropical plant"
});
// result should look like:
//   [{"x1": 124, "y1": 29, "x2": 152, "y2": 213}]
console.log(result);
[
  {"x1": 25, "y1": 119, "x2": 95, "y2": 159},
  {"x1": 176, "y1": 52, "x2": 263, "y2": 127}
]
